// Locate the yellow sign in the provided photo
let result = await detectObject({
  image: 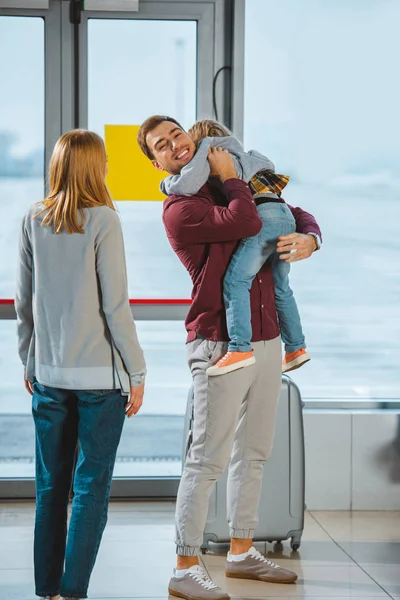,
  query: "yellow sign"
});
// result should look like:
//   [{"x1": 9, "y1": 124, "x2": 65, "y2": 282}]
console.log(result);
[{"x1": 105, "y1": 125, "x2": 166, "y2": 201}]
